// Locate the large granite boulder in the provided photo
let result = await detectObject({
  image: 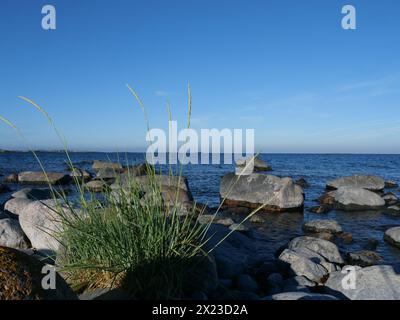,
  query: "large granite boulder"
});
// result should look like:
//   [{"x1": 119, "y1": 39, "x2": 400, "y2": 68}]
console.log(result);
[
  {"x1": 0, "y1": 218, "x2": 30, "y2": 249},
  {"x1": 19, "y1": 199, "x2": 70, "y2": 253},
  {"x1": 220, "y1": 173, "x2": 304, "y2": 213},
  {"x1": 18, "y1": 172, "x2": 71, "y2": 185},
  {"x1": 326, "y1": 175, "x2": 385, "y2": 191},
  {"x1": 0, "y1": 246, "x2": 77, "y2": 300},
  {"x1": 333, "y1": 187, "x2": 385, "y2": 211},
  {"x1": 324, "y1": 265, "x2": 400, "y2": 300},
  {"x1": 384, "y1": 226, "x2": 400, "y2": 248},
  {"x1": 4, "y1": 198, "x2": 34, "y2": 216}
]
